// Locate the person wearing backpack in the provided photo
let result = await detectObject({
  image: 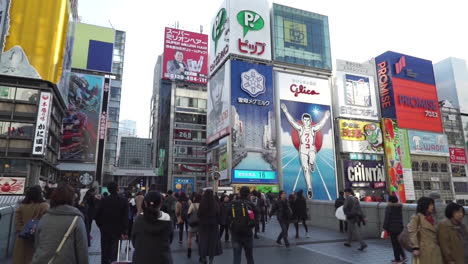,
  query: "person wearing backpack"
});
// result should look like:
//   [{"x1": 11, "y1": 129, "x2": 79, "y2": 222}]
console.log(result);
[
  {"x1": 186, "y1": 193, "x2": 201, "y2": 259},
  {"x1": 383, "y1": 195, "x2": 406, "y2": 264},
  {"x1": 343, "y1": 188, "x2": 367, "y2": 251},
  {"x1": 175, "y1": 192, "x2": 190, "y2": 244},
  {"x1": 250, "y1": 190, "x2": 261, "y2": 239},
  {"x1": 270, "y1": 190, "x2": 292, "y2": 248},
  {"x1": 229, "y1": 186, "x2": 258, "y2": 264}
]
